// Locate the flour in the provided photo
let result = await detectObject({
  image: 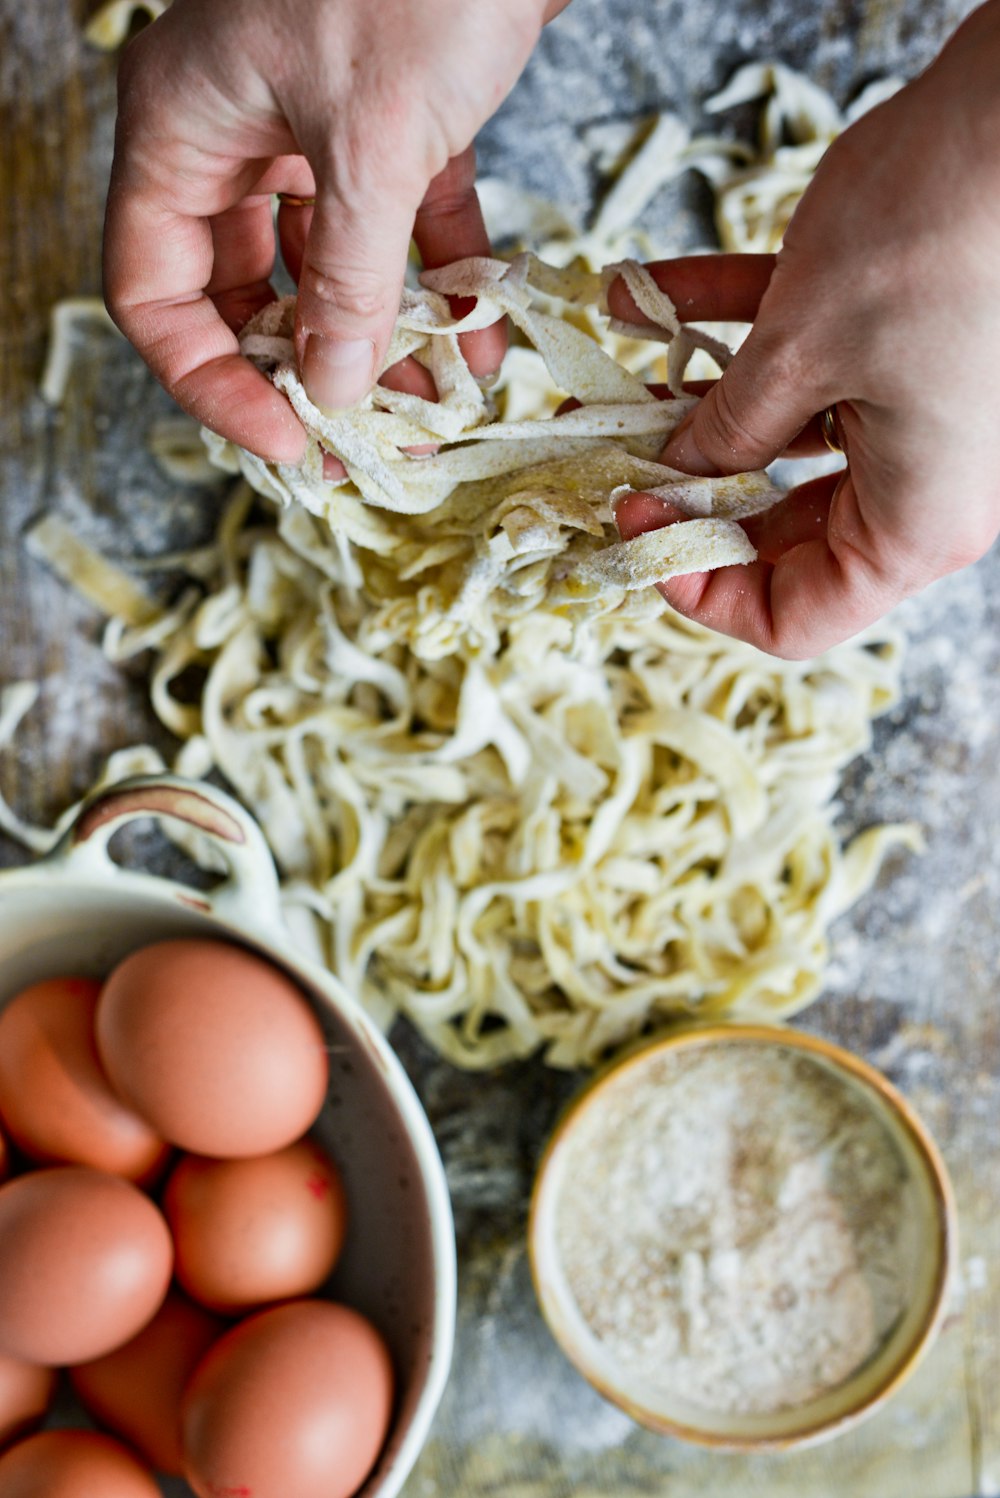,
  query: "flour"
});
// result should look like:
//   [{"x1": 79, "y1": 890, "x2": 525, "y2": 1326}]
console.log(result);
[{"x1": 555, "y1": 1043, "x2": 922, "y2": 1415}]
